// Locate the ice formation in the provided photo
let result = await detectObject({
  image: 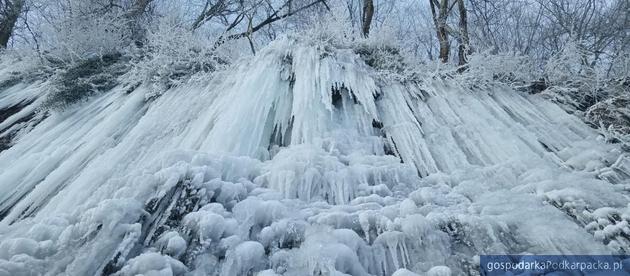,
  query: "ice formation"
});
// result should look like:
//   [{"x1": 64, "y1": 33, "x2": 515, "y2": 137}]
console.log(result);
[{"x1": 0, "y1": 38, "x2": 629, "y2": 275}]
